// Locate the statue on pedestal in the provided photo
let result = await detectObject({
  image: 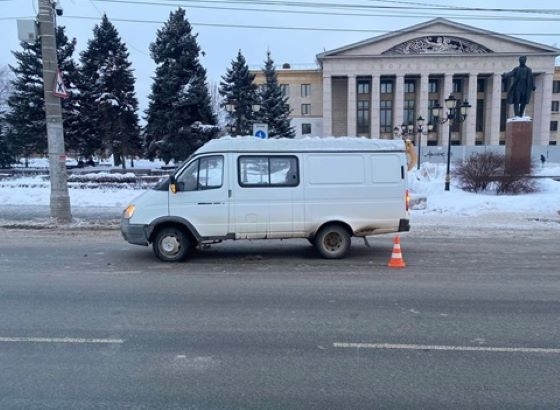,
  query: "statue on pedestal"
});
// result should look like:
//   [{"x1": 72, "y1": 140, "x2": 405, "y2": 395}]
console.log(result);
[{"x1": 502, "y1": 56, "x2": 535, "y2": 118}]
